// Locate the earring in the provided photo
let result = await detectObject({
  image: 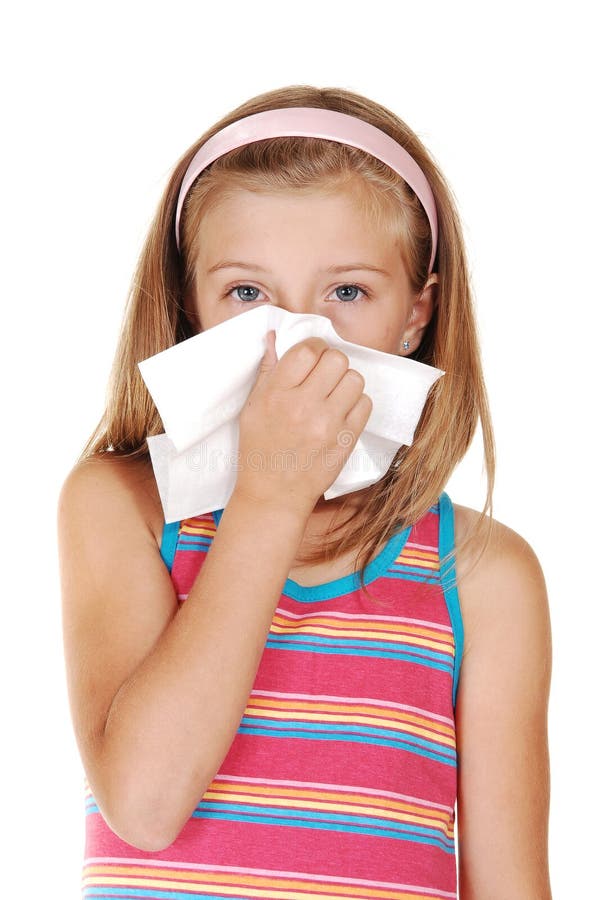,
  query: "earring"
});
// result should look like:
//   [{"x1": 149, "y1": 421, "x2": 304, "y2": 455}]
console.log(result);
[{"x1": 402, "y1": 340, "x2": 410, "y2": 351}]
